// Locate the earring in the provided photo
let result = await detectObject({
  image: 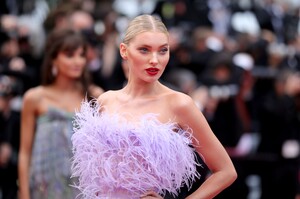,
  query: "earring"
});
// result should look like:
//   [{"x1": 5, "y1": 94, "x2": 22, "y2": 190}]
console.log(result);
[{"x1": 52, "y1": 65, "x2": 57, "y2": 76}]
